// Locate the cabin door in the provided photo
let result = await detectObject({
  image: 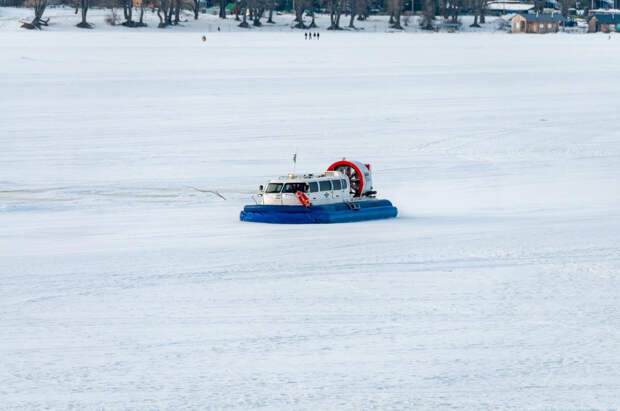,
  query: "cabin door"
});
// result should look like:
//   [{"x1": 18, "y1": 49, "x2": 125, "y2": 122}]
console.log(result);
[
  {"x1": 308, "y1": 182, "x2": 321, "y2": 205},
  {"x1": 331, "y1": 179, "x2": 344, "y2": 202},
  {"x1": 318, "y1": 180, "x2": 333, "y2": 204}
]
